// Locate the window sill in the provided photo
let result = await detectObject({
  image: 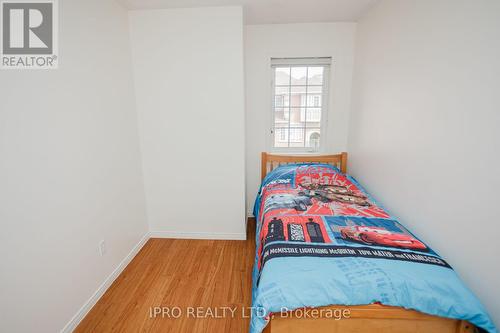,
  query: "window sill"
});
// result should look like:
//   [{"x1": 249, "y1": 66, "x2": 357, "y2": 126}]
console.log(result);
[{"x1": 268, "y1": 149, "x2": 324, "y2": 155}]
